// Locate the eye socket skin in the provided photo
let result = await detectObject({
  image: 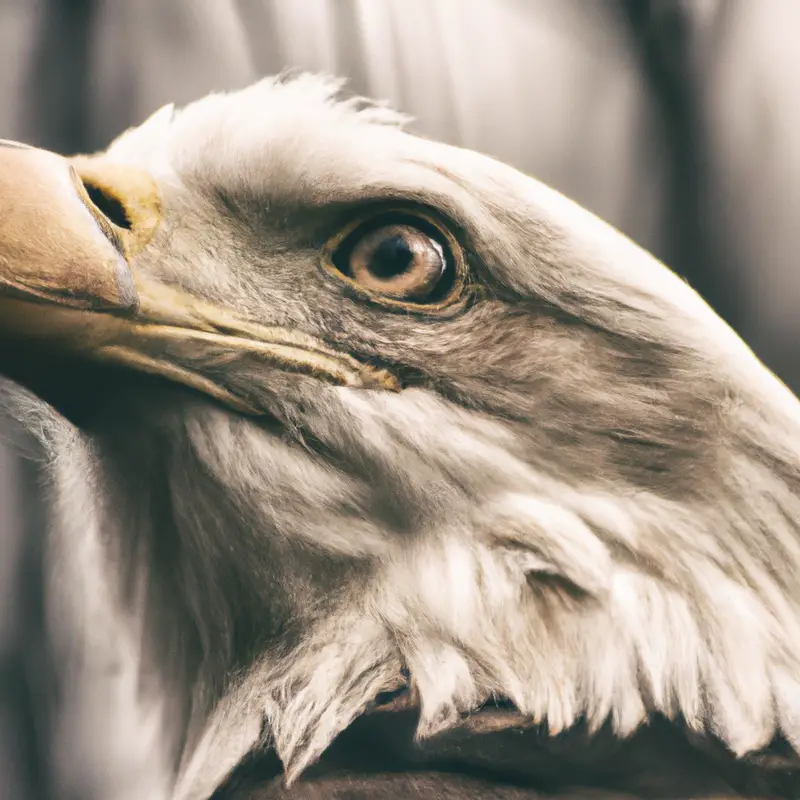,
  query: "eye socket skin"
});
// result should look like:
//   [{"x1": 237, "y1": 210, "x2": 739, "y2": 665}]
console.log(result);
[{"x1": 322, "y1": 208, "x2": 467, "y2": 311}]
